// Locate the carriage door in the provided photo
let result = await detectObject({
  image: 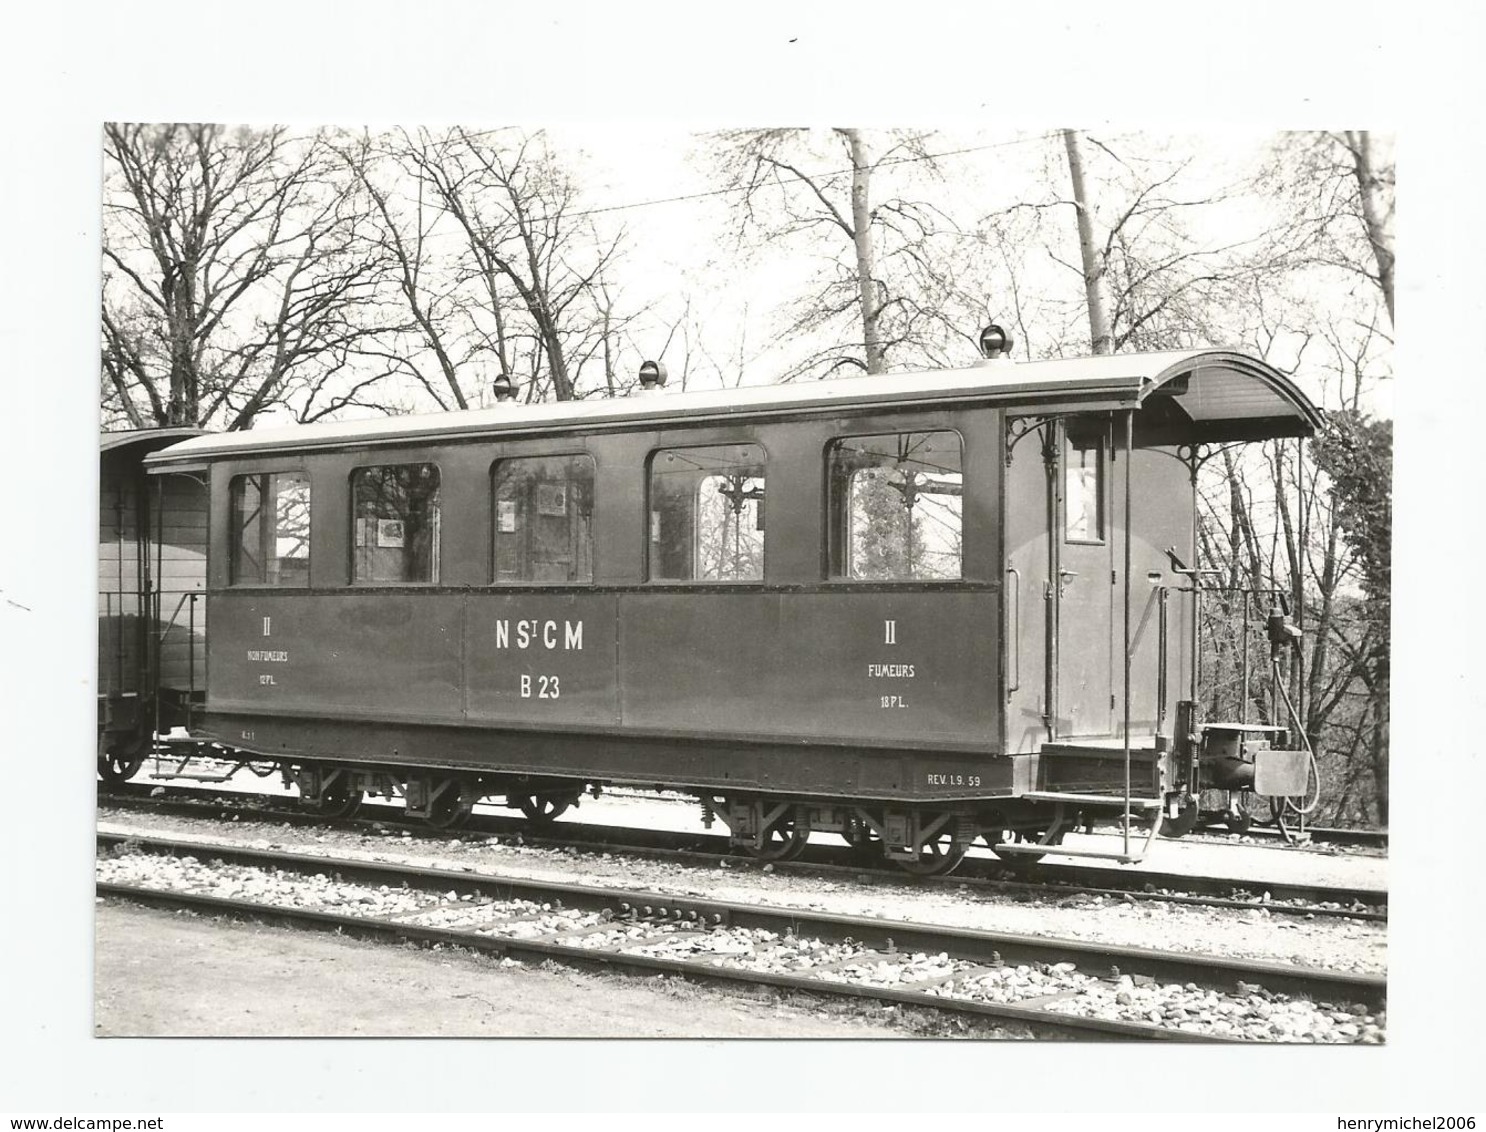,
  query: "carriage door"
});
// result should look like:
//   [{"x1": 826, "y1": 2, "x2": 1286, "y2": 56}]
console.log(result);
[{"x1": 1053, "y1": 418, "x2": 1115, "y2": 737}]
